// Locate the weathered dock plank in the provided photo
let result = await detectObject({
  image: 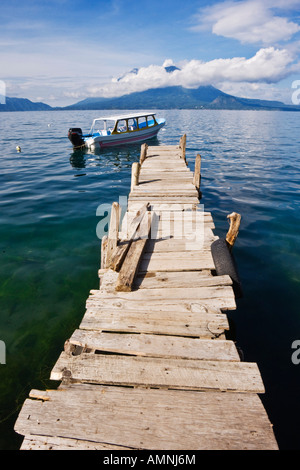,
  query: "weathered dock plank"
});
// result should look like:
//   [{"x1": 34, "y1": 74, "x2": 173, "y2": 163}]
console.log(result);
[
  {"x1": 15, "y1": 385, "x2": 278, "y2": 450},
  {"x1": 68, "y1": 330, "x2": 240, "y2": 361},
  {"x1": 133, "y1": 272, "x2": 231, "y2": 289},
  {"x1": 79, "y1": 307, "x2": 229, "y2": 338},
  {"x1": 50, "y1": 352, "x2": 264, "y2": 393},
  {"x1": 86, "y1": 286, "x2": 236, "y2": 311}
]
